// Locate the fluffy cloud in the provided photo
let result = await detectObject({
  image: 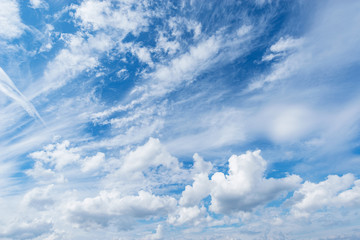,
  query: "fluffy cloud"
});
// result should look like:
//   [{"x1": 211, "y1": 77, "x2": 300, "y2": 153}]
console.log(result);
[
  {"x1": 74, "y1": 0, "x2": 149, "y2": 33},
  {"x1": 81, "y1": 152, "x2": 105, "y2": 173},
  {"x1": 0, "y1": 0, "x2": 24, "y2": 39},
  {"x1": 209, "y1": 150, "x2": 302, "y2": 214},
  {"x1": 168, "y1": 205, "x2": 208, "y2": 226},
  {"x1": 120, "y1": 137, "x2": 179, "y2": 174},
  {"x1": 289, "y1": 173, "x2": 360, "y2": 217},
  {"x1": 178, "y1": 150, "x2": 302, "y2": 217},
  {"x1": 67, "y1": 190, "x2": 177, "y2": 228},
  {"x1": 29, "y1": 140, "x2": 80, "y2": 170},
  {"x1": 179, "y1": 153, "x2": 212, "y2": 207}
]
